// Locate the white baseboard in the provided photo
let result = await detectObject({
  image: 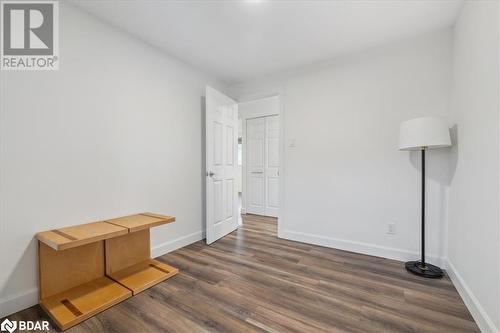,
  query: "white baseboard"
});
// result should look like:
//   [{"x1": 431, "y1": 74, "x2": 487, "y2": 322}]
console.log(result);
[
  {"x1": 1, "y1": 231, "x2": 204, "y2": 318},
  {"x1": 280, "y1": 229, "x2": 445, "y2": 267},
  {"x1": 151, "y1": 230, "x2": 204, "y2": 258},
  {"x1": 0, "y1": 288, "x2": 38, "y2": 318},
  {"x1": 446, "y1": 259, "x2": 498, "y2": 333}
]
